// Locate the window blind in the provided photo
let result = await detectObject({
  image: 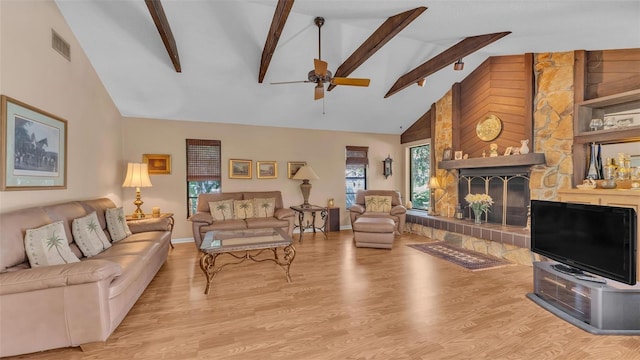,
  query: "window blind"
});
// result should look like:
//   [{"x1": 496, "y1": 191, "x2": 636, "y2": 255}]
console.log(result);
[
  {"x1": 186, "y1": 139, "x2": 221, "y2": 181},
  {"x1": 345, "y1": 145, "x2": 369, "y2": 167}
]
